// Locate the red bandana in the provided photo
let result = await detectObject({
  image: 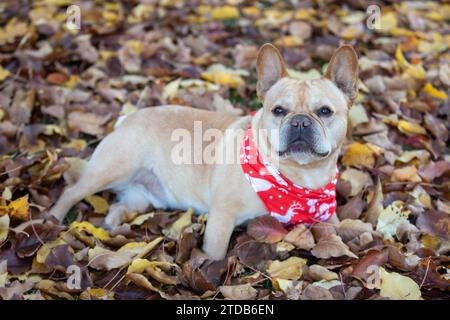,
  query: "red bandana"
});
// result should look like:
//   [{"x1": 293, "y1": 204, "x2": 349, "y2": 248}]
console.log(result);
[{"x1": 240, "y1": 125, "x2": 338, "y2": 225}]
